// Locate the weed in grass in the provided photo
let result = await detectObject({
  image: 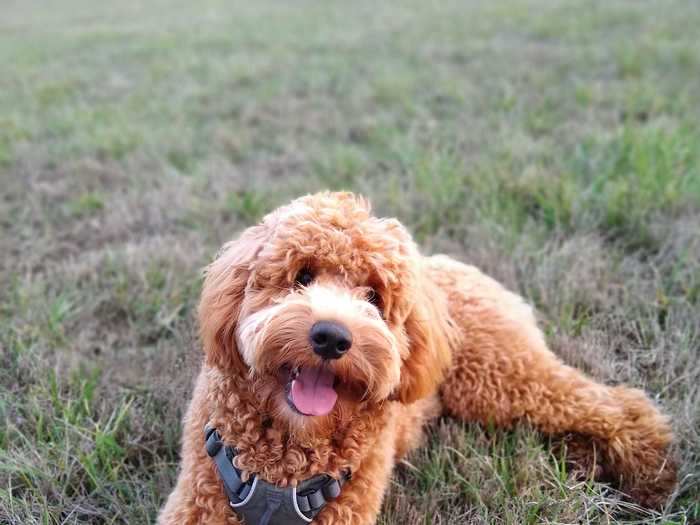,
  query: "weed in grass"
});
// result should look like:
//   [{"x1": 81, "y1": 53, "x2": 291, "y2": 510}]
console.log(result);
[
  {"x1": 67, "y1": 193, "x2": 105, "y2": 218},
  {"x1": 226, "y1": 190, "x2": 270, "y2": 224}
]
